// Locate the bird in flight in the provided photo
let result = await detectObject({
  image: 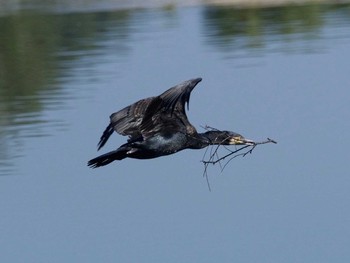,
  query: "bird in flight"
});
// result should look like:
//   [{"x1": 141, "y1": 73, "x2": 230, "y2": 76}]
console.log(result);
[{"x1": 88, "y1": 78, "x2": 254, "y2": 168}]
